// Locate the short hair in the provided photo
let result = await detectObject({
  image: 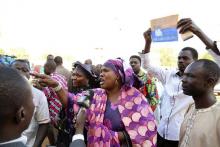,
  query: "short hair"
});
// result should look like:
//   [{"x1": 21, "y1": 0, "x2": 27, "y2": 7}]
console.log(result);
[
  {"x1": 44, "y1": 60, "x2": 57, "y2": 72},
  {"x1": 181, "y1": 47, "x2": 198, "y2": 60},
  {"x1": 129, "y1": 55, "x2": 141, "y2": 64},
  {"x1": 47, "y1": 54, "x2": 54, "y2": 60},
  {"x1": 84, "y1": 59, "x2": 92, "y2": 65},
  {"x1": 47, "y1": 54, "x2": 53, "y2": 57},
  {"x1": 54, "y1": 56, "x2": 63, "y2": 65},
  {"x1": 194, "y1": 59, "x2": 220, "y2": 85},
  {"x1": 10, "y1": 59, "x2": 30, "y2": 70},
  {"x1": 0, "y1": 67, "x2": 31, "y2": 123}
]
